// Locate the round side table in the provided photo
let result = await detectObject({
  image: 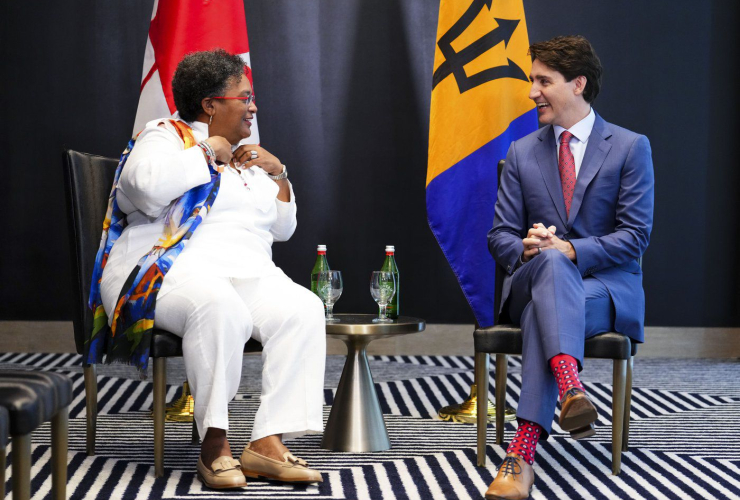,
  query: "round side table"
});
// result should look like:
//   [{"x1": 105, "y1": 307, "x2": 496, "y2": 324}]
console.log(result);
[{"x1": 322, "y1": 314, "x2": 425, "y2": 452}]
